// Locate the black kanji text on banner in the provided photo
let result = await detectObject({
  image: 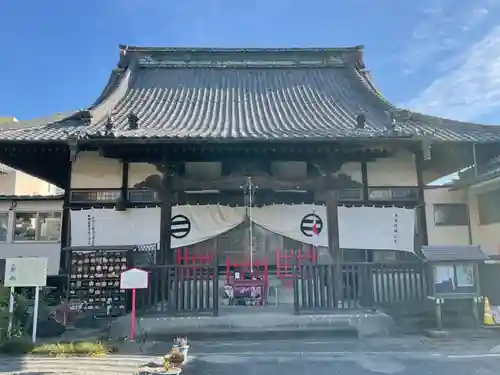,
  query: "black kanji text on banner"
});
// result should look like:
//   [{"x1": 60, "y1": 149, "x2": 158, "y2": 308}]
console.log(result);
[
  {"x1": 171, "y1": 214, "x2": 191, "y2": 239},
  {"x1": 300, "y1": 213, "x2": 323, "y2": 237}
]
